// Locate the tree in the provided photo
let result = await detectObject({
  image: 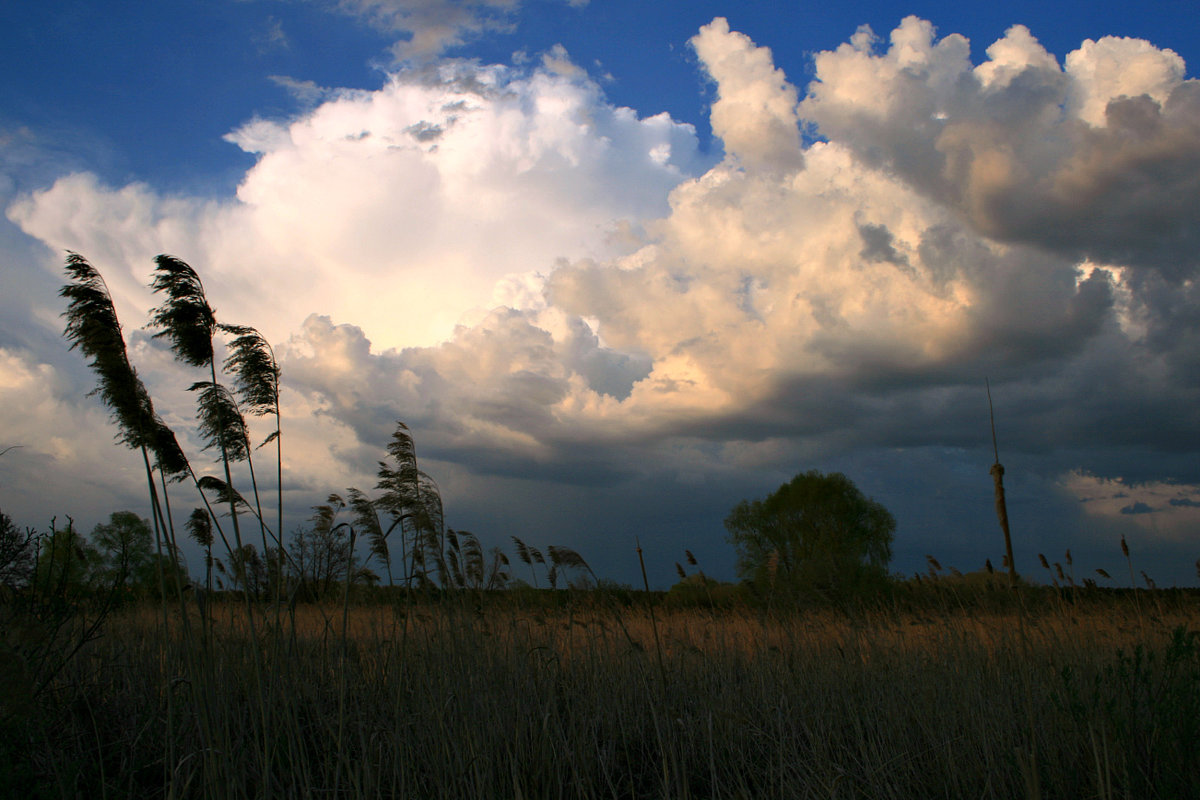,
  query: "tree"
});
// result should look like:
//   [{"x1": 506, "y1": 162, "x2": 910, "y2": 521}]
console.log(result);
[
  {"x1": 290, "y1": 497, "x2": 359, "y2": 599},
  {"x1": 91, "y1": 511, "x2": 154, "y2": 591},
  {"x1": 90, "y1": 511, "x2": 187, "y2": 599},
  {"x1": 725, "y1": 470, "x2": 895, "y2": 598},
  {"x1": 34, "y1": 520, "x2": 102, "y2": 598},
  {"x1": 0, "y1": 508, "x2": 35, "y2": 590}
]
